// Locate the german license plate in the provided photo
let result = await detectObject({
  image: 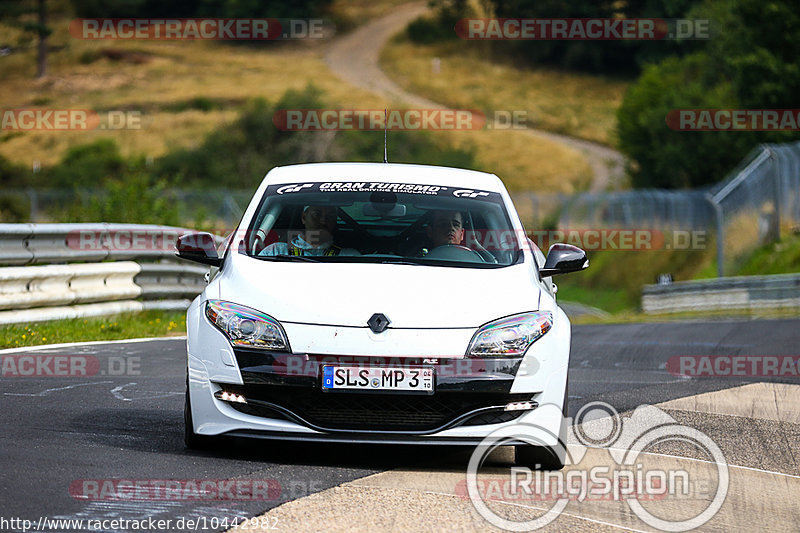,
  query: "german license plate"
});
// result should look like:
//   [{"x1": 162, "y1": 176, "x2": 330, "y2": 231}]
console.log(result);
[{"x1": 322, "y1": 366, "x2": 434, "y2": 392}]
